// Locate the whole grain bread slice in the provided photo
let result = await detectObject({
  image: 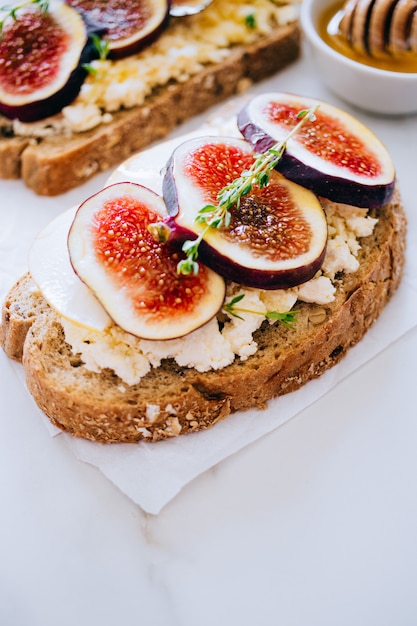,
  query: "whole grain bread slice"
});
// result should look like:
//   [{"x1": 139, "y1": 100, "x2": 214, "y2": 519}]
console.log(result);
[
  {"x1": 0, "y1": 23, "x2": 300, "y2": 196},
  {"x1": 0, "y1": 189, "x2": 407, "y2": 443}
]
